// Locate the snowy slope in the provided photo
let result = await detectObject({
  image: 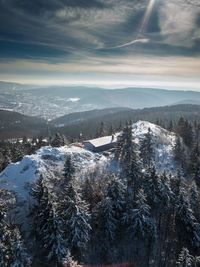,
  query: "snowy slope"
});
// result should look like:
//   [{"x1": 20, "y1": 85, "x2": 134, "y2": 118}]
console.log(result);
[
  {"x1": 132, "y1": 121, "x2": 177, "y2": 173},
  {"x1": 0, "y1": 121, "x2": 177, "y2": 204},
  {"x1": 0, "y1": 145, "x2": 107, "y2": 202}
]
